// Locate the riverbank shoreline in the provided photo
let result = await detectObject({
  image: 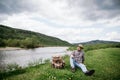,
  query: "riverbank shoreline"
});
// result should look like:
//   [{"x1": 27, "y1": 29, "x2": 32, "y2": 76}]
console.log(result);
[
  {"x1": 0, "y1": 47, "x2": 22, "y2": 51},
  {"x1": 0, "y1": 46, "x2": 69, "y2": 51}
]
